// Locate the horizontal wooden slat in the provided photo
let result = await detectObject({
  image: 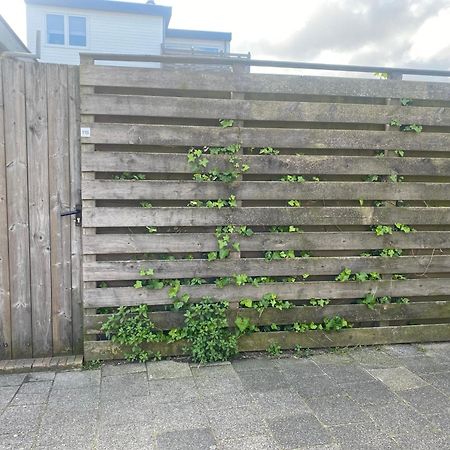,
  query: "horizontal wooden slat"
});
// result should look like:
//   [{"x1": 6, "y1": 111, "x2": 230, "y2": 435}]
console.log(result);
[
  {"x1": 84, "y1": 302, "x2": 450, "y2": 334},
  {"x1": 83, "y1": 207, "x2": 450, "y2": 228},
  {"x1": 82, "y1": 153, "x2": 450, "y2": 176},
  {"x1": 83, "y1": 231, "x2": 450, "y2": 255},
  {"x1": 83, "y1": 180, "x2": 450, "y2": 201},
  {"x1": 84, "y1": 324, "x2": 450, "y2": 361},
  {"x1": 82, "y1": 124, "x2": 450, "y2": 151},
  {"x1": 80, "y1": 66, "x2": 450, "y2": 101},
  {"x1": 84, "y1": 278, "x2": 450, "y2": 307},
  {"x1": 81, "y1": 94, "x2": 450, "y2": 126},
  {"x1": 84, "y1": 255, "x2": 450, "y2": 281}
]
